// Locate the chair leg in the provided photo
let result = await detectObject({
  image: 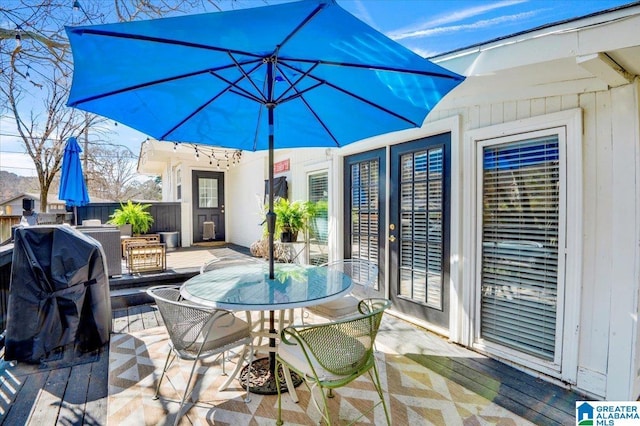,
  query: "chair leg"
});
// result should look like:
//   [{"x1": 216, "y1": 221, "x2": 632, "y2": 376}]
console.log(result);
[
  {"x1": 281, "y1": 363, "x2": 299, "y2": 403},
  {"x1": 218, "y1": 343, "x2": 252, "y2": 398},
  {"x1": 174, "y1": 358, "x2": 200, "y2": 426},
  {"x1": 154, "y1": 349, "x2": 174, "y2": 399},
  {"x1": 316, "y1": 384, "x2": 332, "y2": 426},
  {"x1": 370, "y1": 363, "x2": 391, "y2": 425},
  {"x1": 276, "y1": 358, "x2": 284, "y2": 426}
]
